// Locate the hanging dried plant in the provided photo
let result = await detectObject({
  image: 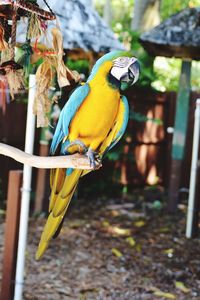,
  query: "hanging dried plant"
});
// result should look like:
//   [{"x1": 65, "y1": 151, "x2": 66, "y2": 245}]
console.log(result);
[
  {"x1": 51, "y1": 27, "x2": 80, "y2": 87},
  {"x1": 27, "y1": 13, "x2": 45, "y2": 39},
  {"x1": 0, "y1": 46, "x2": 13, "y2": 64},
  {"x1": 6, "y1": 68, "x2": 25, "y2": 99},
  {"x1": 33, "y1": 28, "x2": 81, "y2": 127},
  {"x1": 0, "y1": 60, "x2": 25, "y2": 99},
  {"x1": 0, "y1": 76, "x2": 9, "y2": 114},
  {"x1": 33, "y1": 59, "x2": 55, "y2": 127}
]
